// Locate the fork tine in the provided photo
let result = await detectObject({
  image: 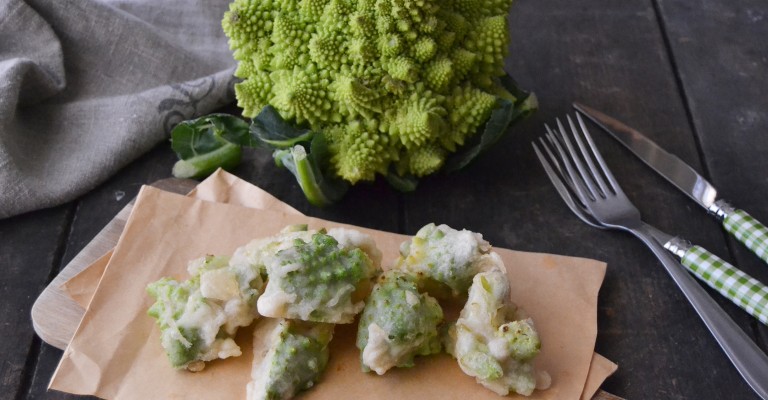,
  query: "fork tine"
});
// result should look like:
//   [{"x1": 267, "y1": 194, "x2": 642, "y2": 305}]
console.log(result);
[
  {"x1": 540, "y1": 128, "x2": 568, "y2": 179},
  {"x1": 554, "y1": 118, "x2": 602, "y2": 199},
  {"x1": 532, "y1": 142, "x2": 603, "y2": 229},
  {"x1": 567, "y1": 115, "x2": 611, "y2": 196},
  {"x1": 539, "y1": 134, "x2": 593, "y2": 206},
  {"x1": 575, "y1": 113, "x2": 622, "y2": 192},
  {"x1": 543, "y1": 124, "x2": 593, "y2": 206}
]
